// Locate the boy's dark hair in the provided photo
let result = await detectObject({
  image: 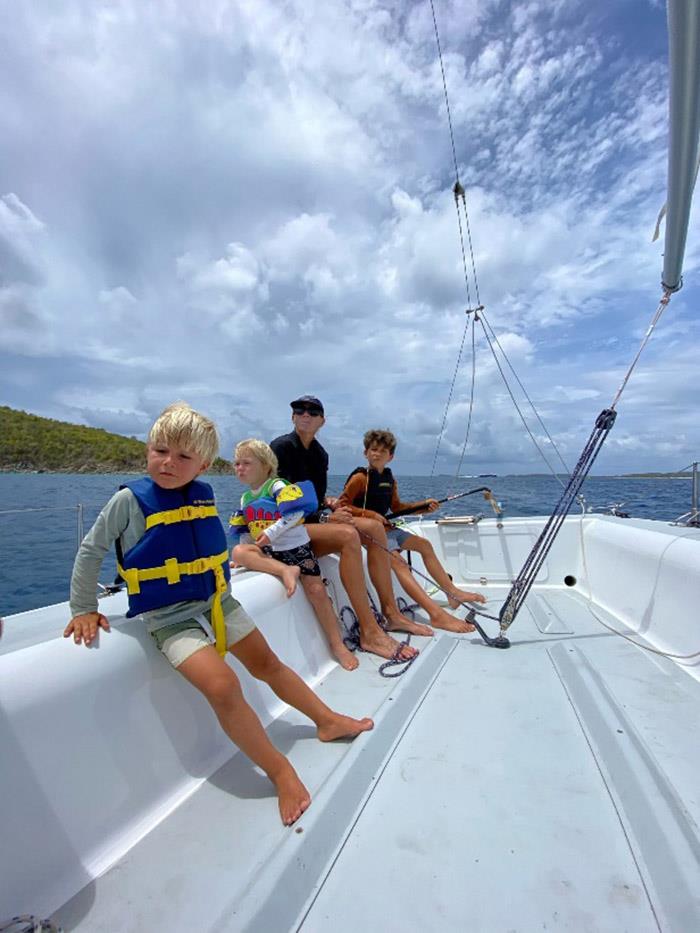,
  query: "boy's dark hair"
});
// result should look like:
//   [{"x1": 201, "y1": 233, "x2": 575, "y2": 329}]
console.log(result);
[{"x1": 363, "y1": 429, "x2": 397, "y2": 454}]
